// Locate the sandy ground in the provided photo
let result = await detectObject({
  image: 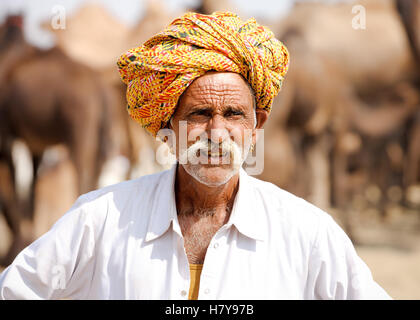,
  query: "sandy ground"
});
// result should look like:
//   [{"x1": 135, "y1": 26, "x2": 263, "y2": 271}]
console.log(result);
[
  {"x1": 341, "y1": 204, "x2": 420, "y2": 299},
  {"x1": 353, "y1": 223, "x2": 420, "y2": 299},
  {"x1": 356, "y1": 244, "x2": 420, "y2": 299}
]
